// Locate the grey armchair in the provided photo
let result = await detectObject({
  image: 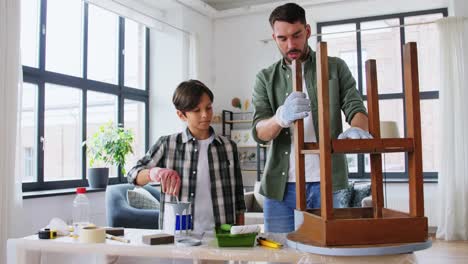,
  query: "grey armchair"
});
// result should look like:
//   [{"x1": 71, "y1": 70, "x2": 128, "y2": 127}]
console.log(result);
[
  {"x1": 244, "y1": 182, "x2": 265, "y2": 225},
  {"x1": 106, "y1": 183, "x2": 161, "y2": 229}
]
